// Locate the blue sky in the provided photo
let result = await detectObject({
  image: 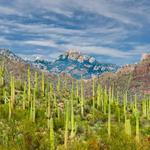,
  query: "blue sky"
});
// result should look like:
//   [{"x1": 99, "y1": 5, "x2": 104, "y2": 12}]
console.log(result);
[{"x1": 0, "y1": 0, "x2": 150, "y2": 65}]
